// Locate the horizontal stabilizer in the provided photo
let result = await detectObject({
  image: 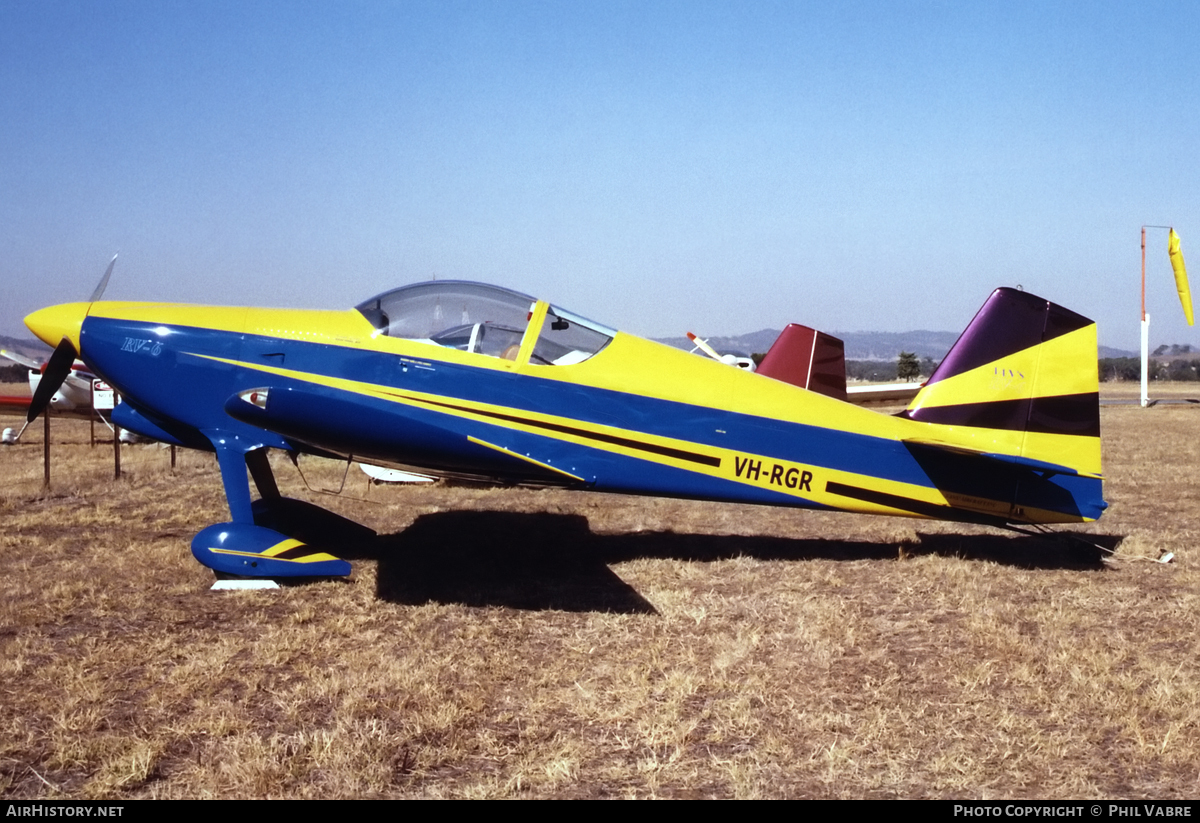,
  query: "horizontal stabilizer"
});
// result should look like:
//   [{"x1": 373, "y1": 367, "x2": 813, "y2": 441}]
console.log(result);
[{"x1": 903, "y1": 438, "x2": 1090, "y2": 478}]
